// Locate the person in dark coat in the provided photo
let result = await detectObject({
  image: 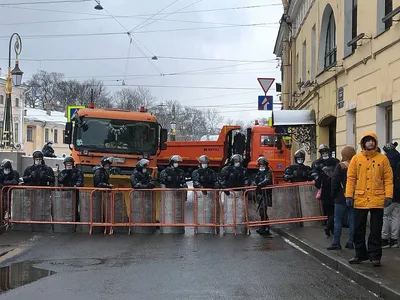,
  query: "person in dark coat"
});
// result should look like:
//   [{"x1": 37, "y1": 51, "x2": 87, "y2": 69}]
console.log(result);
[
  {"x1": 42, "y1": 141, "x2": 56, "y2": 158},
  {"x1": 381, "y1": 142, "x2": 400, "y2": 248},
  {"x1": 252, "y1": 156, "x2": 273, "y2": 236},
  {"x1": 58, "y1": 156, "x2": 84, "y2": 187},
  {"x1": 192, "y1": 155, "x2": 219, "y2": 195},
  {"x1": 220, "y1": 154, "x2": 248, "y2": 195},
  {"x1": 328, "y1": 146, "x2": 356, "y2": 250},
  {"x1": 21, "y1": 151, "x2": 55, "y2": 186},
  {"x1": 93, "y1": 156, "x2": 113, "y2": 188},
  {"x1": 159, "y1": 155, "x2": 187, "y2": 189},
  {"x1": 283, "y1": 149, "x2": 313, "y2": 183},
  {"x1": 312, "y1": 144, "x2": 340, "y2": 237},
  {"x1": 130, "y1": 159, "x2": 155, "y2": 189},
  {"x1": 0, "y1": 159, "x2": 19, "y2": 218}
]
